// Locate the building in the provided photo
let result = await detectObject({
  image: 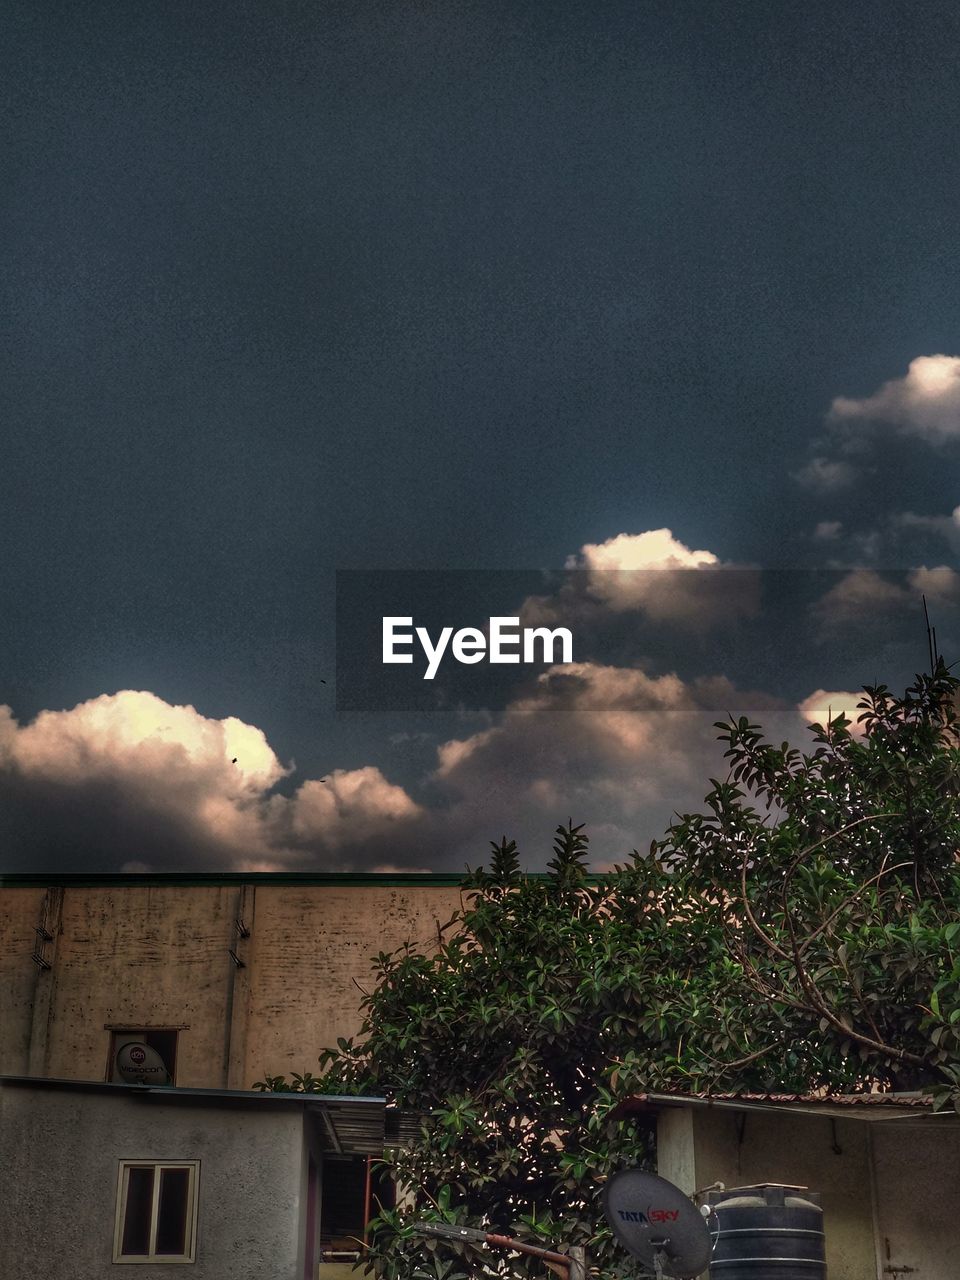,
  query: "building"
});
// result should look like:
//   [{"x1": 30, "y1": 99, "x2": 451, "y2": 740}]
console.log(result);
[
  {"x1": 619, "y1": 1090, "x2": 960, "y2": 1280},
  {"x1": 7, "y1": 873, "x2": 958, "y2": 1279},
  {"x1": 1, "y1": 871, "x2": 465, "y2": 1089},
  {"x1": 0, "y1": 1074, "x2": 390, "y2": 1279},
  {"x1": 1, "y1": 872, "x2": 457, "y2": 1275}
]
